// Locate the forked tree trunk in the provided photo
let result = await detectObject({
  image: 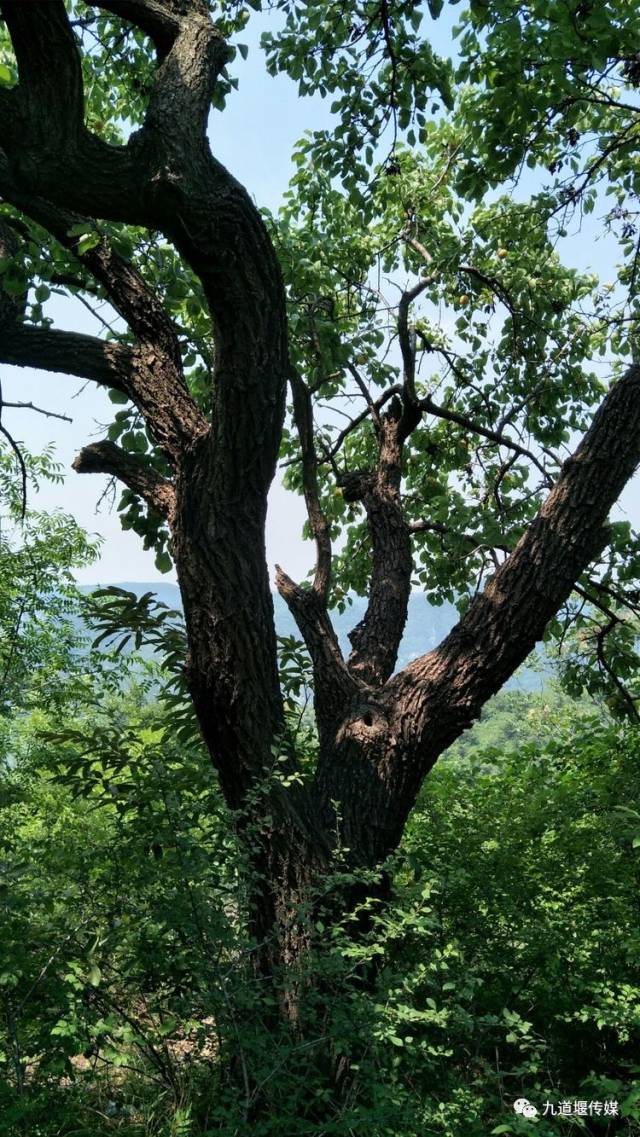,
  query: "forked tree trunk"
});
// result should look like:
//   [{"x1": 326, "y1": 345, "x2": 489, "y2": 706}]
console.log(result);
[{"x1": 1, "y1": 0, "x2": 640, "y2": 1038}]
